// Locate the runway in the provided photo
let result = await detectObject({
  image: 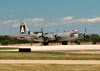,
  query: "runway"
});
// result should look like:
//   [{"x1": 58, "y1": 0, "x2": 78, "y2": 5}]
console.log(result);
[
  {"x1": 1, "y1": 45, "x2": 100, "y2": 50},
  {"x1": 0, "y1": 60, "x2": 100, "y2": 64},
  {"x1": 0, "y1": 45, "x2": 100, "y2": 52}
]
